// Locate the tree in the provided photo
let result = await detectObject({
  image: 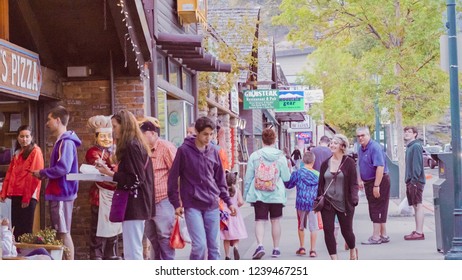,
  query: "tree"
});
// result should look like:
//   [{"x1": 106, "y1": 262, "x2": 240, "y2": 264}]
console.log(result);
[{"x1": 273, "y1": 0, "x2": 449, "y2": 198}]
